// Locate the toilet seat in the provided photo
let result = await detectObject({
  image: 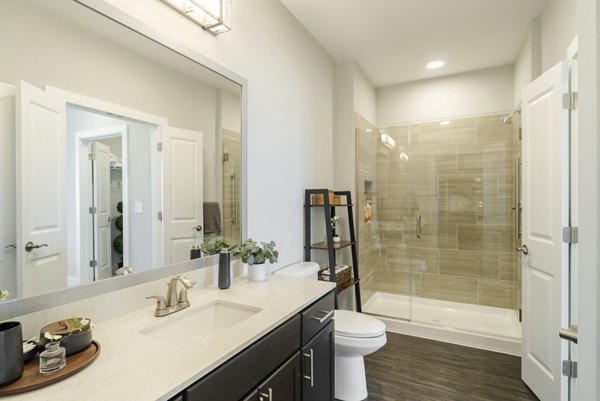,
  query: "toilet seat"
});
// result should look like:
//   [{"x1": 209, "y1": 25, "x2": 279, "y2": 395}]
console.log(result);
[{"x1": 334, "y1": 310, "x2": 386, "y2": 338}]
